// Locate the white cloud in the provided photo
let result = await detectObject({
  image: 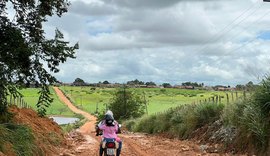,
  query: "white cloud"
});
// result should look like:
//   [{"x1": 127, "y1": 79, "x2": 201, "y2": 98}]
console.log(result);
[{"x1": 45, "y1": 0, "x2": 270, "y2": 86}]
